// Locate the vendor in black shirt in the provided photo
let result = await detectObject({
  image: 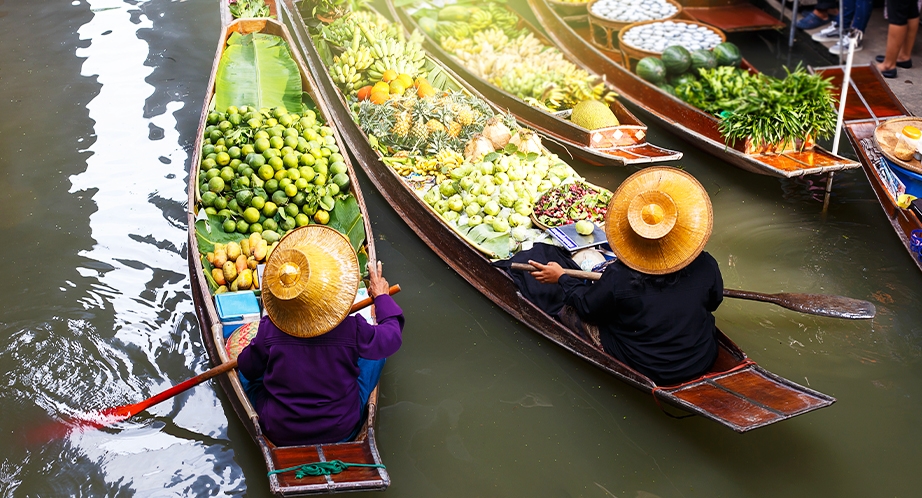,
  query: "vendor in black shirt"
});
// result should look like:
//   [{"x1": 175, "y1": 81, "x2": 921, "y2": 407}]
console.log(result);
[{"x1": 528, "y1": 167, "x2": 722, "y2": 386}]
